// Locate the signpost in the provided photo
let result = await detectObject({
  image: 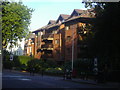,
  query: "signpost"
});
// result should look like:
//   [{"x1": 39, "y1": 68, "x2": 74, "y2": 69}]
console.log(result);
[
  {"x1": 93, "y1": 57, "x2": 98, "y2": 82},
  {"x1": 94, "y1": 57, "x2": 98, "y2": 67},
  {"x1": 10, "y1": 54, "x2": 13, "y2": 61}
]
